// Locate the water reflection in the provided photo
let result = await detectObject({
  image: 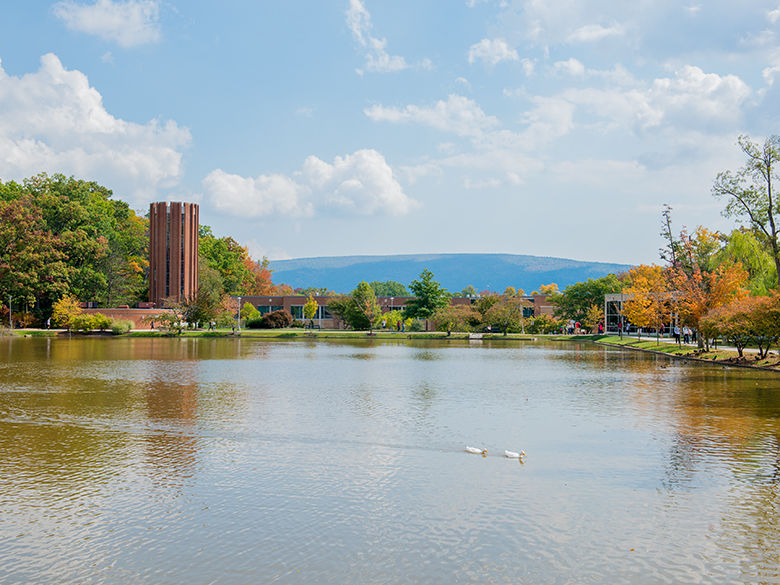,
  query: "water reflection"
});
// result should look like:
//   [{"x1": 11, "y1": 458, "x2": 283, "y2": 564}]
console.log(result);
[{"x1": 2, "y1": 337, "x2": 780, "y2": 584}]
